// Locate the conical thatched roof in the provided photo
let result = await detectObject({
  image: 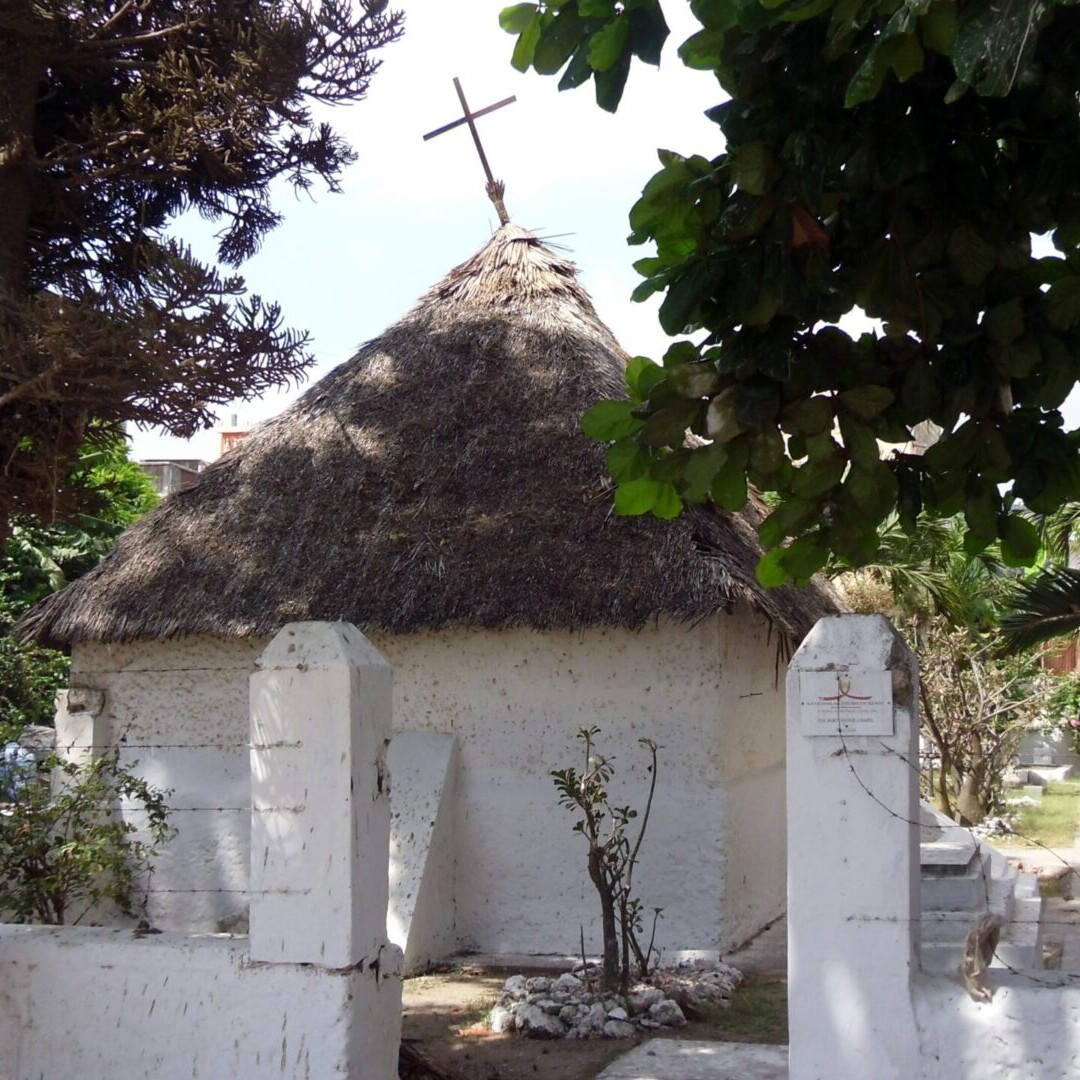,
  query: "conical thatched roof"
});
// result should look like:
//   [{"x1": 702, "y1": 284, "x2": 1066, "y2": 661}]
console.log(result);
[{"x1": 19, "y1": 225, "x2": 835, "y2": 650}]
